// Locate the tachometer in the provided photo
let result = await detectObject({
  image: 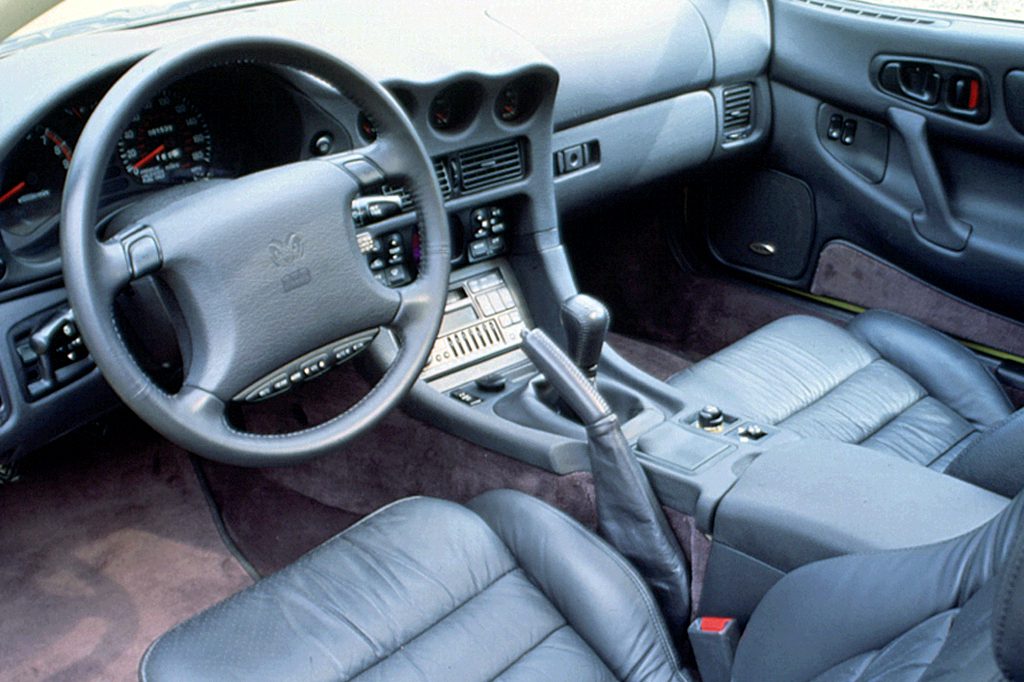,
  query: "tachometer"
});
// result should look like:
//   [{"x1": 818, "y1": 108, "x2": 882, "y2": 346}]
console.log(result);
[
  {"x1": 0, "y1": 123, "x2": 76, "y2": 236},
  {"x1": 118, "y1": 91, "x2": 211, "y2": 184}
]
